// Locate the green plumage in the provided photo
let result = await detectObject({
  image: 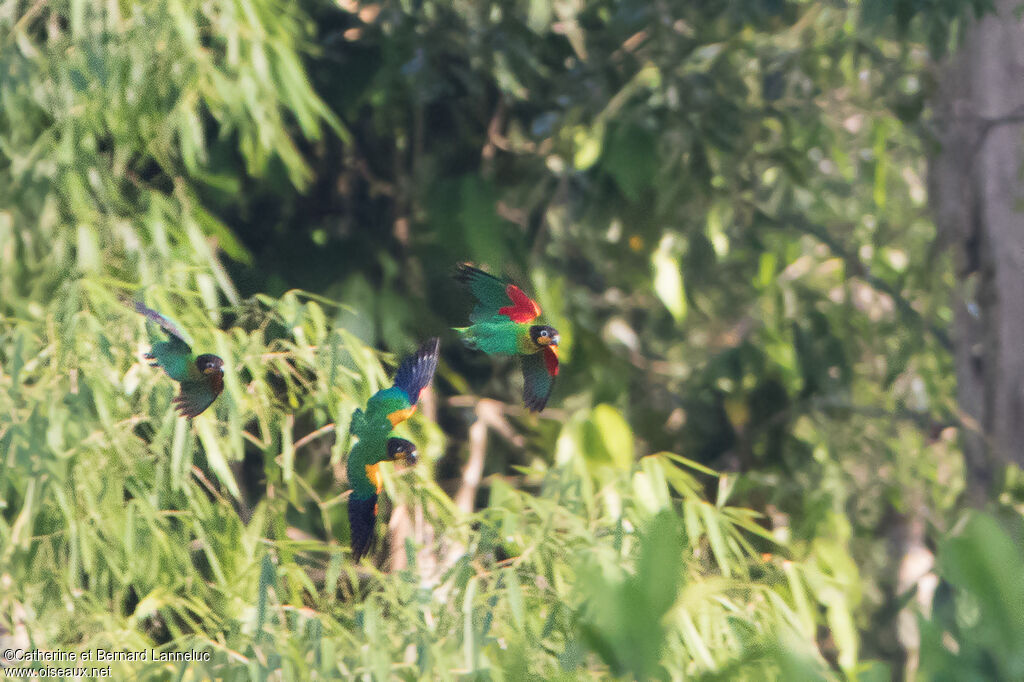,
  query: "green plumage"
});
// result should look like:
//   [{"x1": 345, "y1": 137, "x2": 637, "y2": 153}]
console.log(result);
[
  {"x1": 127, "y1": 300, "x2": 224, "y2": 418},
  {"x1": 346, "y1": 431, "x2": 388, "y2": 499},
  {"x1": 458, "y1": 264, "x2": 518, "y2": 324},
  {"x1": 360, "y1": 387, "x2": 412, "y2": 432},
  {"x1": 454, "y1": 321, "x2": 532, "y2": 355},
  {"x1": 345, "y1": 338, "x2": 439, "y2": 561},
  {"x1": 147, "y1": 331, "x2": 199, "y2": 383},
  {"x1": 454, "y1": 264, "x2": 561, "y2": 412}
]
